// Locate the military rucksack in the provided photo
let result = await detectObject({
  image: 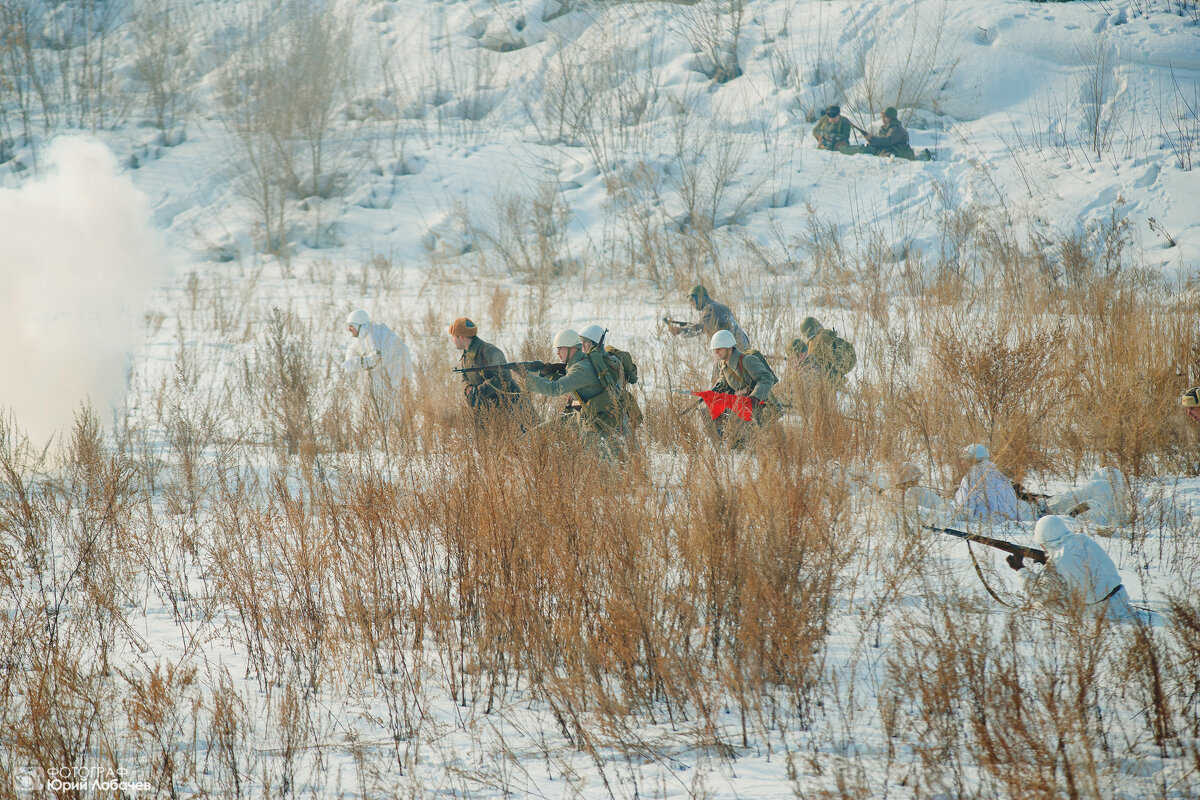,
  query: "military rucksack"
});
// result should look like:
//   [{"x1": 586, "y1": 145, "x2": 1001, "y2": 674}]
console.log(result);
[
  {"x1": 829, "y1": 333, "x2": 856, "y2": 378},
  {"x1": 741, "y1": 348, "x2": 777, "y2": 382},
  {"x1": 604, "y1": 345, "x2": 638, "y2": 385}
]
